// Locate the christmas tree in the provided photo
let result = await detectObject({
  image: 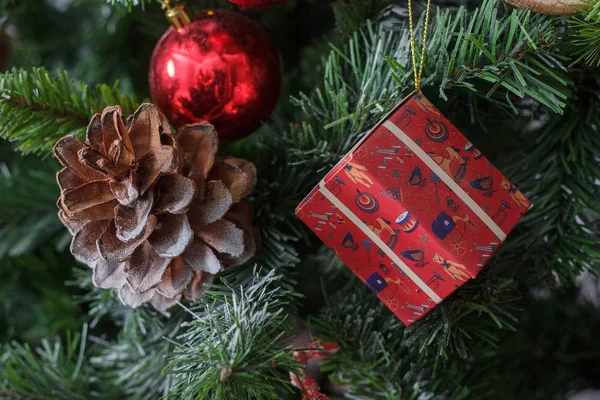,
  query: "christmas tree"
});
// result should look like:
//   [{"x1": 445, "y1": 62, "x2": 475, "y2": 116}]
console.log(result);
[{"x1": 2, "y1": 0, "x2": 600, "y2": 399}]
